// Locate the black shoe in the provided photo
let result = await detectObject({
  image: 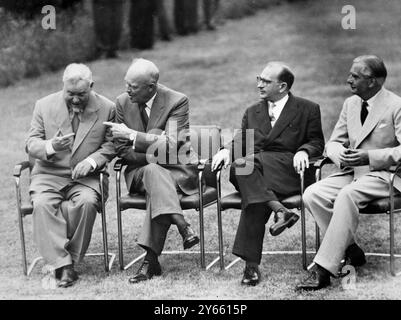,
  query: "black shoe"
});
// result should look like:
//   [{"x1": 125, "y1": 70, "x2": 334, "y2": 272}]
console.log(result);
[
  {"x1": 181, "y1": 226, "x2": 200, "y2": 250},
  {"x1": 295, "y1": 264, "x2": 331, "y2": 291},
  {"x1": 57, "y1": 265, "x2": 78, "y2": 288},
  {"x1": 241, "y1": 265, "x2": 261, "y2": 286},
  {"x1": 345, "y1": 243, "x2": 366, "y2": 267},
  {"x1": 128, "y1": 260, "x2": 162, "y2": 284},
  {"x1": 269, "y1": 208, "x2": 299, "y2": 236}
]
